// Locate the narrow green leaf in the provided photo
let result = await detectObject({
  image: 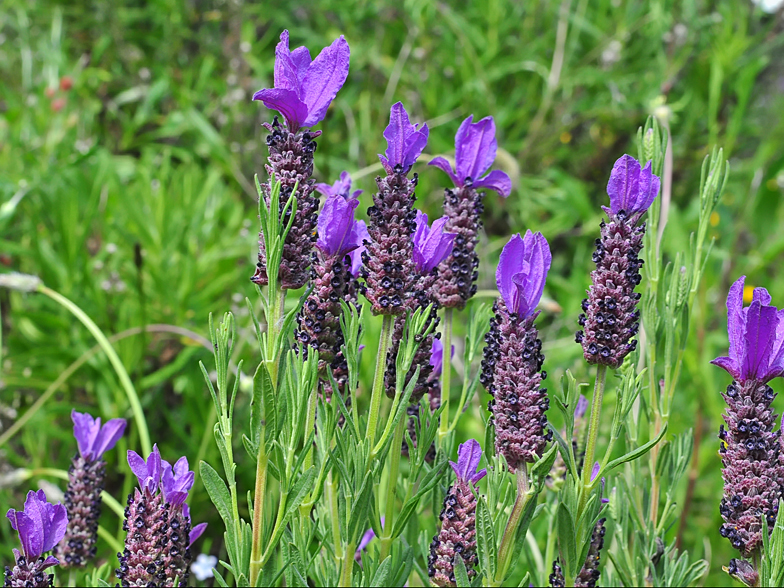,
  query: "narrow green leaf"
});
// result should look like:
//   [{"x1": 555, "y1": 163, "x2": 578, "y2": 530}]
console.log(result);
[
  {"x1": 453, "y1": 554, "x2": 471, "y2": 587},
  {"x1": 371, "y1": 557, "x2": 392, "y2": 587},
  {"x1": 476, "y1": 496, "x2": 497, "y2": 579}
]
